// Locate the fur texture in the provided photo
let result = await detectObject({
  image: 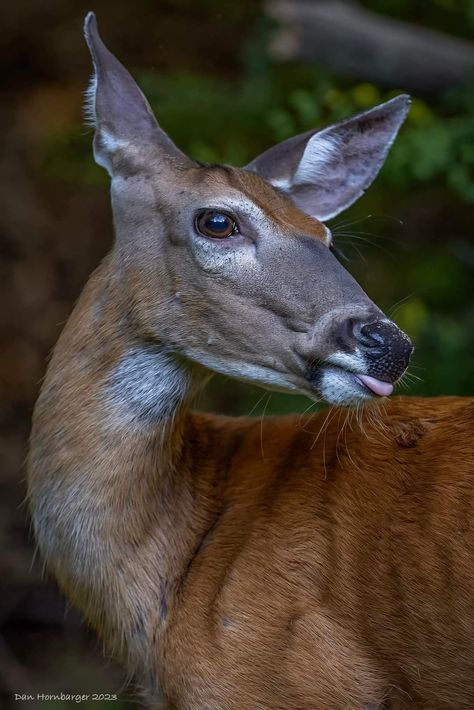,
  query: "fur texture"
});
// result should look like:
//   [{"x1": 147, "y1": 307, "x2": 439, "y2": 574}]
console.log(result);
[
  {"x1": 28, "y1": 272, "x2": 474, "y2": 707},
  {"x1": 27, "y1": 15, "x2": 474, "y2": 709}
]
